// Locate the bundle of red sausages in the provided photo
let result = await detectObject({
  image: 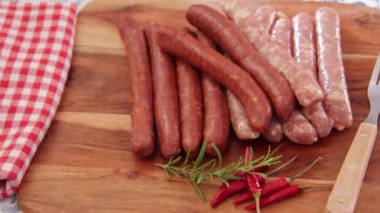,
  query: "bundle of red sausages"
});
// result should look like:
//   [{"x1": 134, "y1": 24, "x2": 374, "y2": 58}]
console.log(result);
[{"x1": 119, "y1": 1, "x2": 353, "y2": 159}]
